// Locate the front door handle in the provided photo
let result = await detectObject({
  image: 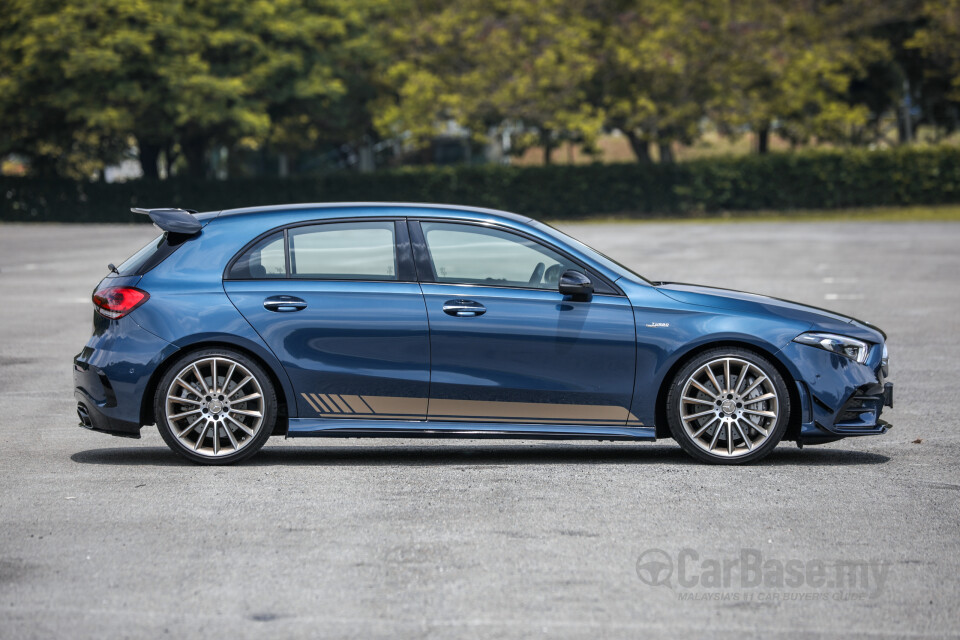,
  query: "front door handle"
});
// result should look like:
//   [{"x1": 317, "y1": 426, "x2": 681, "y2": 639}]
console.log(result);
[
  {"x1": 443, "y1": 299, "x2": 486, "y2": 317},
  {"x1": 264, "y1": 295, "x2": 307, "y2": 312}
]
